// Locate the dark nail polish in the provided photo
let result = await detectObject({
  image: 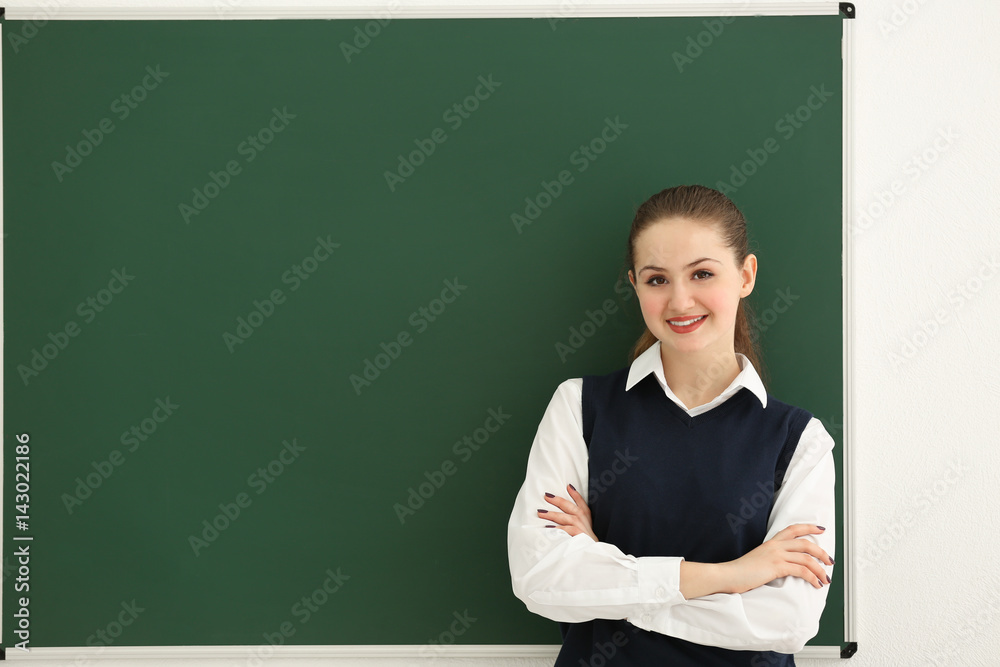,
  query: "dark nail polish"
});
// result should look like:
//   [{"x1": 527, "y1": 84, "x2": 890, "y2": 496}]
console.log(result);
[
  {"x1": 816, "y1": 526, "x2": 826, "y2": 531},
  {"x1": 537, "y1": 509, "x2": 548, "y2": 513},
  {"x1": 545, "y1": 525, "x2": 555, "y2": 528},
  {"x1": 826, "y1": 575, "x2": 832, "y2": 584},
  {"x1": 545, "y1": 492, "x2": 555, "y2": 498},
  {"x1": 569, "y1": 483, "x2": 577, "y2": 491},
  {"x1": 830, "y1": 557, "x2": 835, "y2": 565}
]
